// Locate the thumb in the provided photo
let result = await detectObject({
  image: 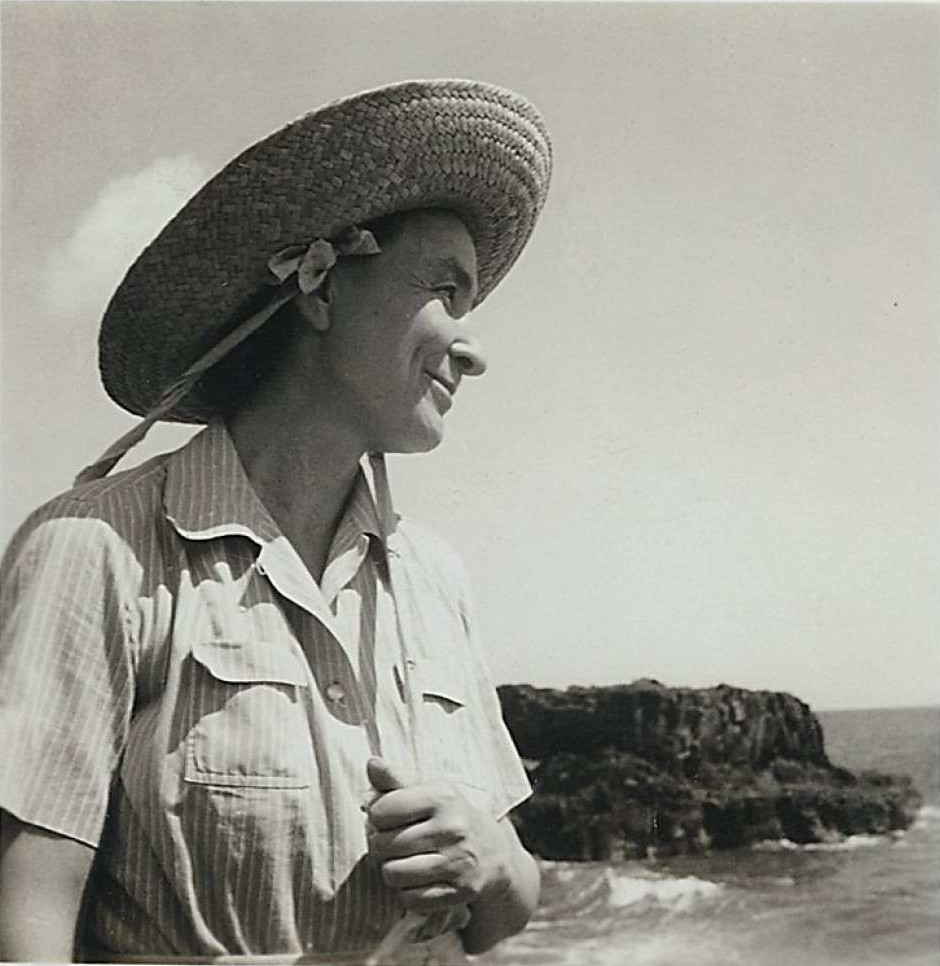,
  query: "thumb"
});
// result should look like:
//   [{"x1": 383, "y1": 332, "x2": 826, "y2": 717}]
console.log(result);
[{"x1": 367, "y1": 756, "x2": 411, "y2": 794}]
